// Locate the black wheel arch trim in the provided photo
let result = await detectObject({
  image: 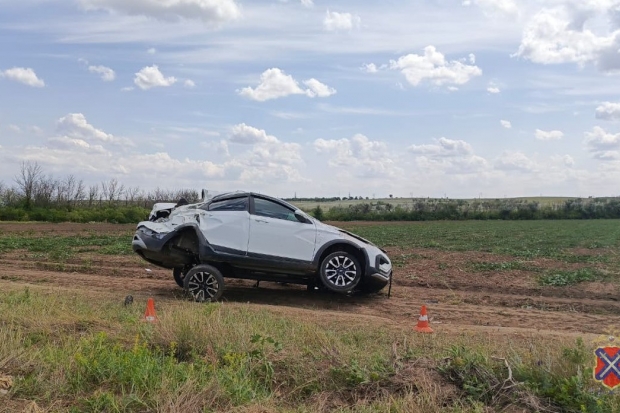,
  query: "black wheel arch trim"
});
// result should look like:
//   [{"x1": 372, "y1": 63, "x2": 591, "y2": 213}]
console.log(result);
[{"x1": 312, "y1": 239, "x2": 372, "y2": 275}]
